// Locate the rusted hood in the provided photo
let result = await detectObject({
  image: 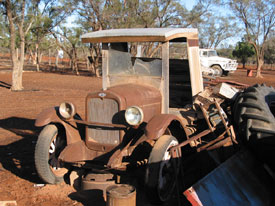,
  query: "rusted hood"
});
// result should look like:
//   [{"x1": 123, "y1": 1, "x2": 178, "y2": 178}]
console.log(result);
[
  {"x1": 87, "y1": 84, "x2": 162, "y2": 123},
  {"x1": 107, "y1": 84, "x2": 161, "y2": 107}
]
